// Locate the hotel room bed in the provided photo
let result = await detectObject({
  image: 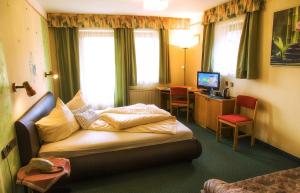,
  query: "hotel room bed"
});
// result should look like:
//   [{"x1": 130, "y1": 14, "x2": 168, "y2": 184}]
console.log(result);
[{"x1": 15, "y1": 92, "x2": 202, "y2": 179}]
